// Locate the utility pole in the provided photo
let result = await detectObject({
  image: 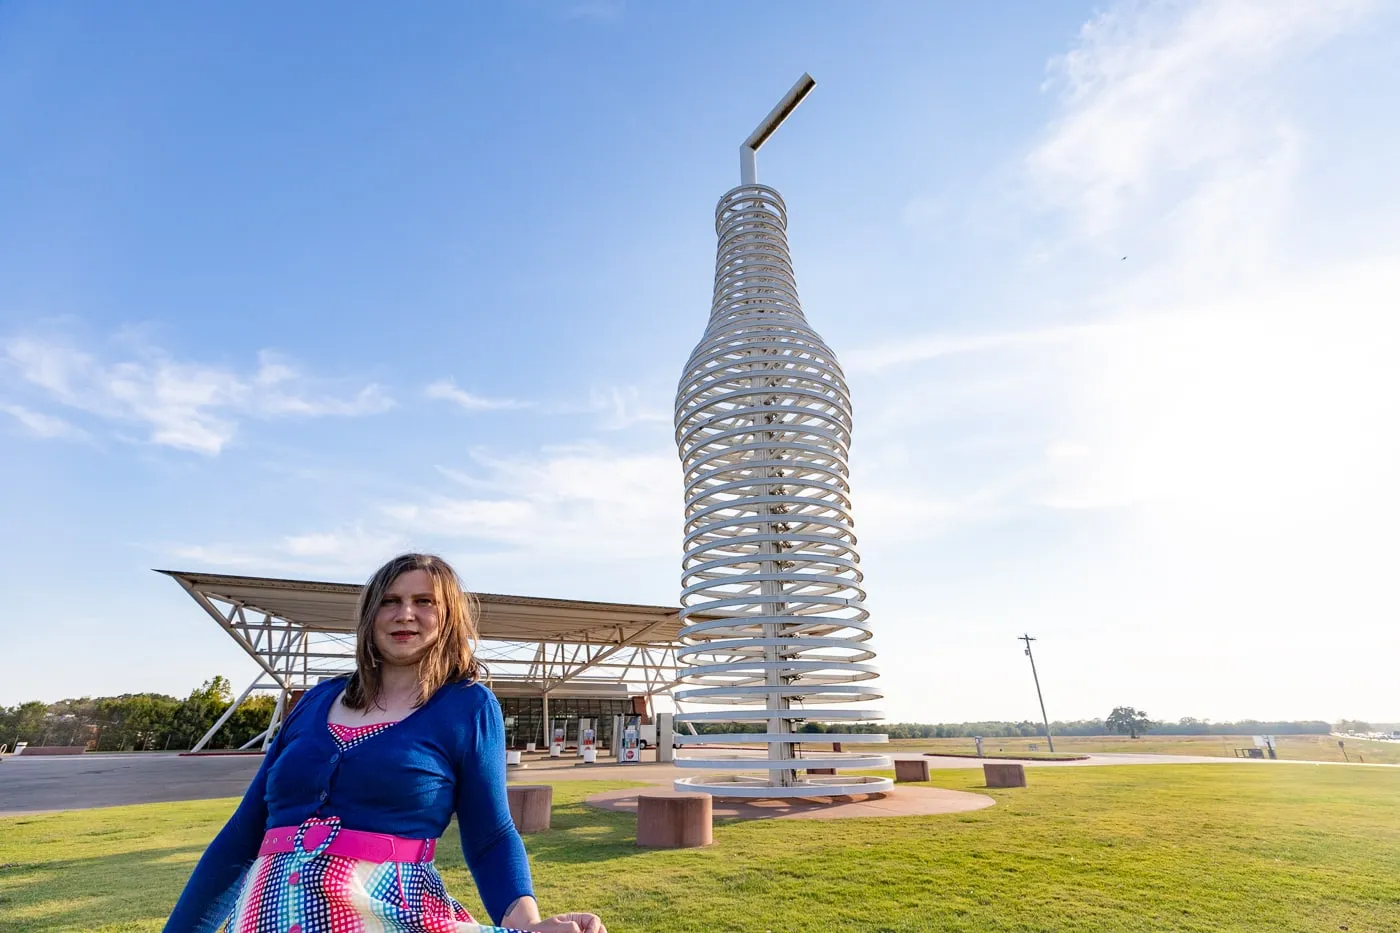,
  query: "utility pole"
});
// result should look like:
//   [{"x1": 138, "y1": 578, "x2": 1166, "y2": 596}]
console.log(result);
[{"x1": 1018, "y1": 634, "x2": 1055, "y2": 753}]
